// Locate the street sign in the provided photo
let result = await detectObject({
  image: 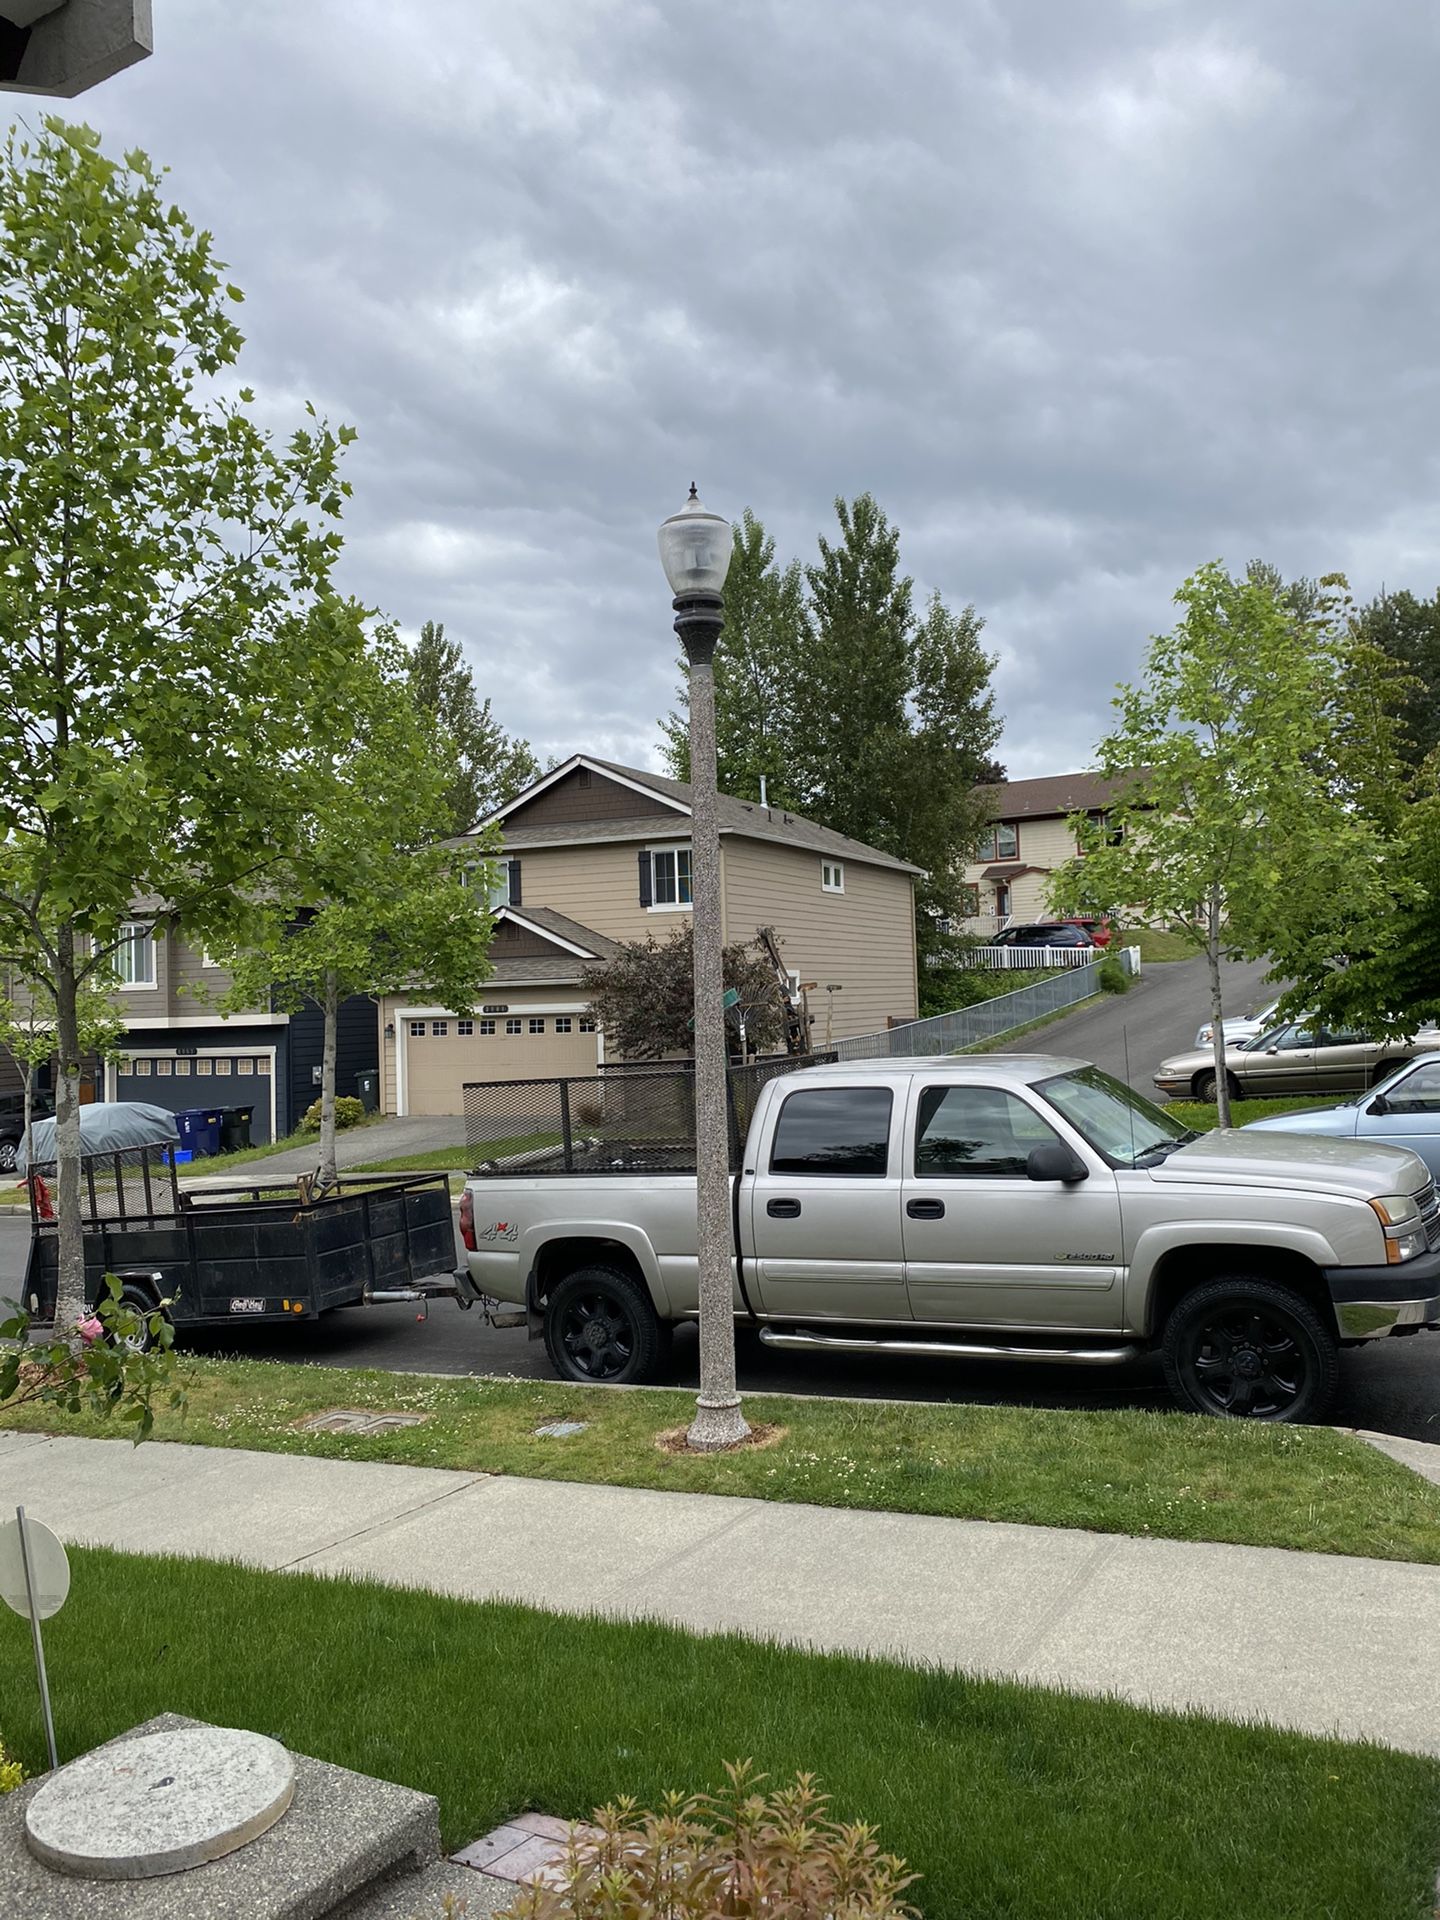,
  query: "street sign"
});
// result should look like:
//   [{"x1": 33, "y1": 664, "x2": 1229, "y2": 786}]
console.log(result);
[{"x1": 0, "y1": 1508, "x2": 68, "y2": 1769}]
